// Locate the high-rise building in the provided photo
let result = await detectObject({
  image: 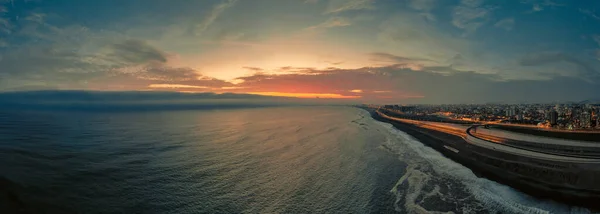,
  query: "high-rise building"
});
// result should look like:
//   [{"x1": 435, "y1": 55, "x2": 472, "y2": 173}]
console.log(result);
[
  {"x1": 580, "y1": 111, "x2": 592, "y2": 129},
  {"x1": 549, "y1": 110, "x2": 558, "y2": 126},
  {"x1": 516, "y1": 114, "x2": 523, "y2": 121},
  {"x1": 570, "y1": 107, "x2": 580, "y2": 125},
  {"x1": 505, "y1": 106, "x2": 517, "y2": 118}
]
